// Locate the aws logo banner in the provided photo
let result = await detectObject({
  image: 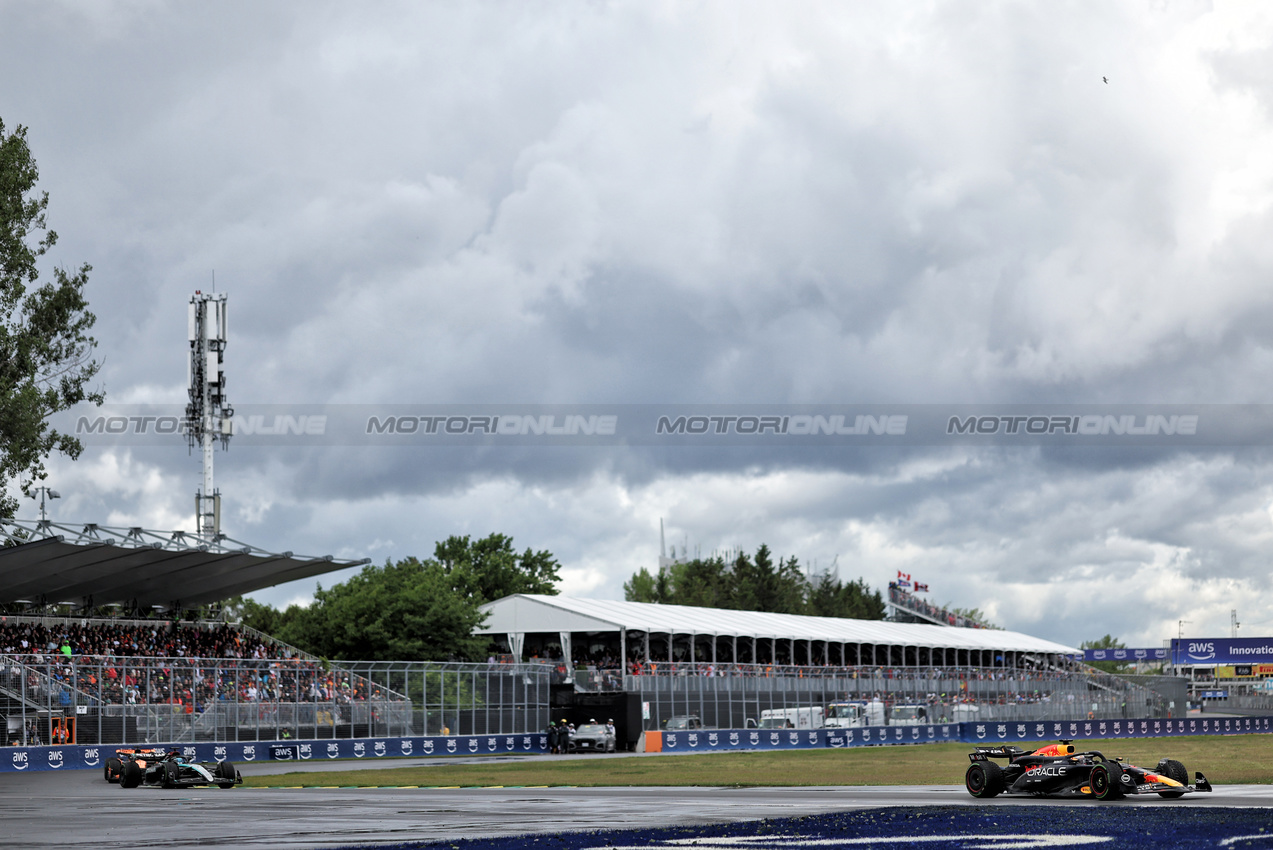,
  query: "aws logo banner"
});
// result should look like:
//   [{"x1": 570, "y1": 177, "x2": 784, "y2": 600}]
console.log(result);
[{"x1": 1172, "y1": 637, "x2": 1273, "y2": 665}]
